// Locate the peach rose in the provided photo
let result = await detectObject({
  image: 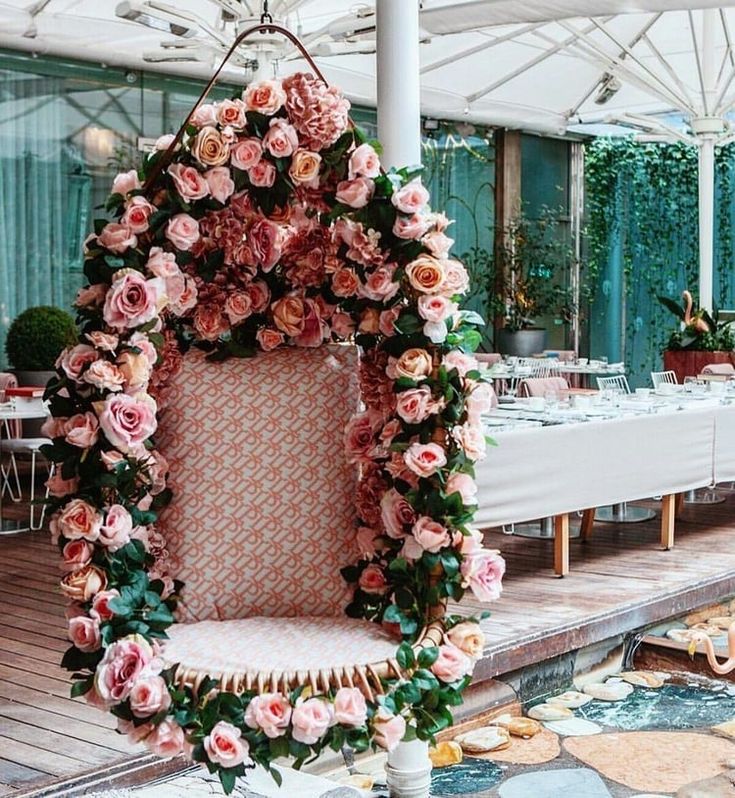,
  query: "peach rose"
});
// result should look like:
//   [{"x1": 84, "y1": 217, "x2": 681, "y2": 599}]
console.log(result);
[
  {"x1": 394, "y1": 348, "x2": 432, "y2": 380},
  {"x1": 95, "y1": 634, "x2": 155, "y2": 704},
  {"x1": 256, "y1": 327, "x2": 285, "y2": 351},
  {"x1": 248, "y1": 159, "x2": 276, "y2": 188},
  {"x1": 446, "y1": 472, "x2": 478, "y2": 506},
  {"x1": 461, "y1": 549, "x2": 506, "y2": 602},
  {"x1": 91, "y1": 588, "x2": 120, "y2": 622},
  {"x1": 336, "y1": 177, "x2": 374, "y2": 209},
  {"x1": 99, "y1": 504, "x2": 132, "y2": 551},
  {"x1": 46, "y1": 470, "x2": 79, "y2": 498},
  {"x1": 243, "y1": 79, "x2": 286, "y2": 114},
  {"x1": 333, "y1": 687, "x2": 367, "y2": 727},
  {"x1": 356, "y1": 526, "x2": 379, "y2": 558},
  {"x1": 452, "y1": 421, "x2": 487, "y2": 461},
  {"x1": 418, "y1": 294, "x2": 457, "y2": 323},
  {"x1": 348, "y1": 143, "x2": 381, "y2": 180},
  {"x1": 231, "y1": 137, "x2": 263, "y2": 170},
  {"x1": 191, "y1": 126, "x2": 229, "y2": 167},
  {"x1": 358, "y1": 563, "x2": 388, "y2": 595},
  {"x1": 68, "y1": 615, "x2": 101, "y2": 652},
  {"x1": 431, "y1": 643, "x2": 472, "y2": 683},
  {"x1": 86, "y1": 331, "x2": 120, "y2": 351},
  {"x1": 165, "y1": 213, "x2": 200, "y2": 251},
  {"x1": 360, "y1": 266, "x2": 399, "y2": 302},
  {"x1": 404, "y1": 442, "x2": 447, "y2": 478},
  {"x1": 391, "y1": 178, "x2": 429, "y2": 214},
  {"x1": 64, "y1": 412, "x2": 100, "y2": 448},
  {"x1": 111, "y1": 169, "x2": 141, "y2": 197},
  {"x1": 272, "y1": 295, "x2": 305, "y2": 337},
  {"x1": 204, "y1": 720, "x2": 250, "y2": 767},
  {"x1": 83, "y1": 360, "x2": 125, "y2": 392},
  {"x1": 244, "y1": 692, "x2": 292, "y2": 738},
  {"x1": 121, "y1": 196, "x2": 155, "y2": 234},
  {"x1": 263, "y1": 118, "x2": 299, "y2": 158},
  {"x1": 442, "y1": 259, "x2": 470, "y2": 295},
  {"x1": 103, "y1": 271, "x2": 166, "y2": 330},
  {"x1": 372, "y1": 708, "x2": 406, "y2": 752},
  {"x1": 97, "y1": 223, "x2": 137, "y2": 254},
  {"x1": 224, "y1": 292, "x2": 253, "y2": 325},
  {"x1": 98, "y1": 393, "x2": 157, "y2": 453},
  {"x1": 359, "y1": 307, "x2": 381, "y2": 334},
  {"x1": 145, "y1": 719, "x2": 185, "y2": 757},
  {"x1": 193, "y1": 304, "x2": 228, "y2": 341},
  {"x1": 168, "y1": 163, "x2": 209, "y2": 202},
  {"x1": 55, "y1": 498, "x2": 102, "y2": 542},
  {"x1": 289, "y1": 149, "x2": 321, "y2": 187},
  {"x1": 129, "y1": 676, "x2": 171, "y2": 718},
  {"x1": 412, "y1": 516, "x2": 450, "y2": 553},
  {"x1": 75, "y1": 284, "x2": 108, "y2": 308},
  {"x1": 61, "y1": 564, "x2": 107, "y2": 601},
  {"x1": 331, "y1": 268, "x2": 359, "y2": 298},
  {"x1": 58, "y1": 344, "x2": 99, "y2": 382},
  {"x1": 447, "y1": 621, "x2": 486, "y2": 660},
  {"x1": 61, "y1": 539, "x2": 93, "y2": 573},
  {"x1": 393, "y1": 213, "x2": 430, "y2": 240},
  {"x1": 331, "y1": 311, "x2": 355, "y2": 339},
  {"x1": 216, "y1": 98, "x2": 247, "y2": 129},
  {"x1": 380, "y1": 489, "x2": 415, "y2": 539},
  {"x1": 117, "y1": 351, "x2": 152, "y2": 392},
  {"x1": 395, "y1": 386, "x2": 436, "y2": 424},
  {"x1": 405, "y1": 255, "x2": 446, "y2": 294}
]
